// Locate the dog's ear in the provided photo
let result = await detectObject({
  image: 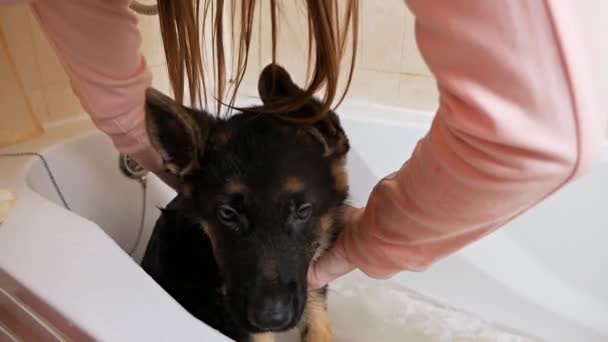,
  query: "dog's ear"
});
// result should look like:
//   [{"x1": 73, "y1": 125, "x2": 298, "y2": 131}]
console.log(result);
[
  {"x1": 258, "y1": 63, "x2": 302, "y2": 104},
  {"x1": 307, "y1": 109, "x2": 350, "y2": 159},
  {"x1": 144, "y1": 87, "x2": 214, "y2": 176},
  {"x1": 258, "y1": 64, "x2": 349, "y2": 159}
]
